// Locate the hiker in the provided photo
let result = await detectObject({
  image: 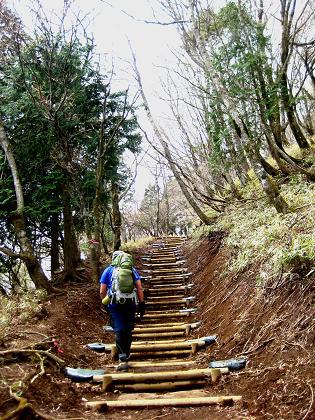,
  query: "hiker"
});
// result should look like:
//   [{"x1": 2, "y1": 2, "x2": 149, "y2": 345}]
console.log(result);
[{"x1": 99, "y1": 250, "x2": 145, "y2": 371}]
